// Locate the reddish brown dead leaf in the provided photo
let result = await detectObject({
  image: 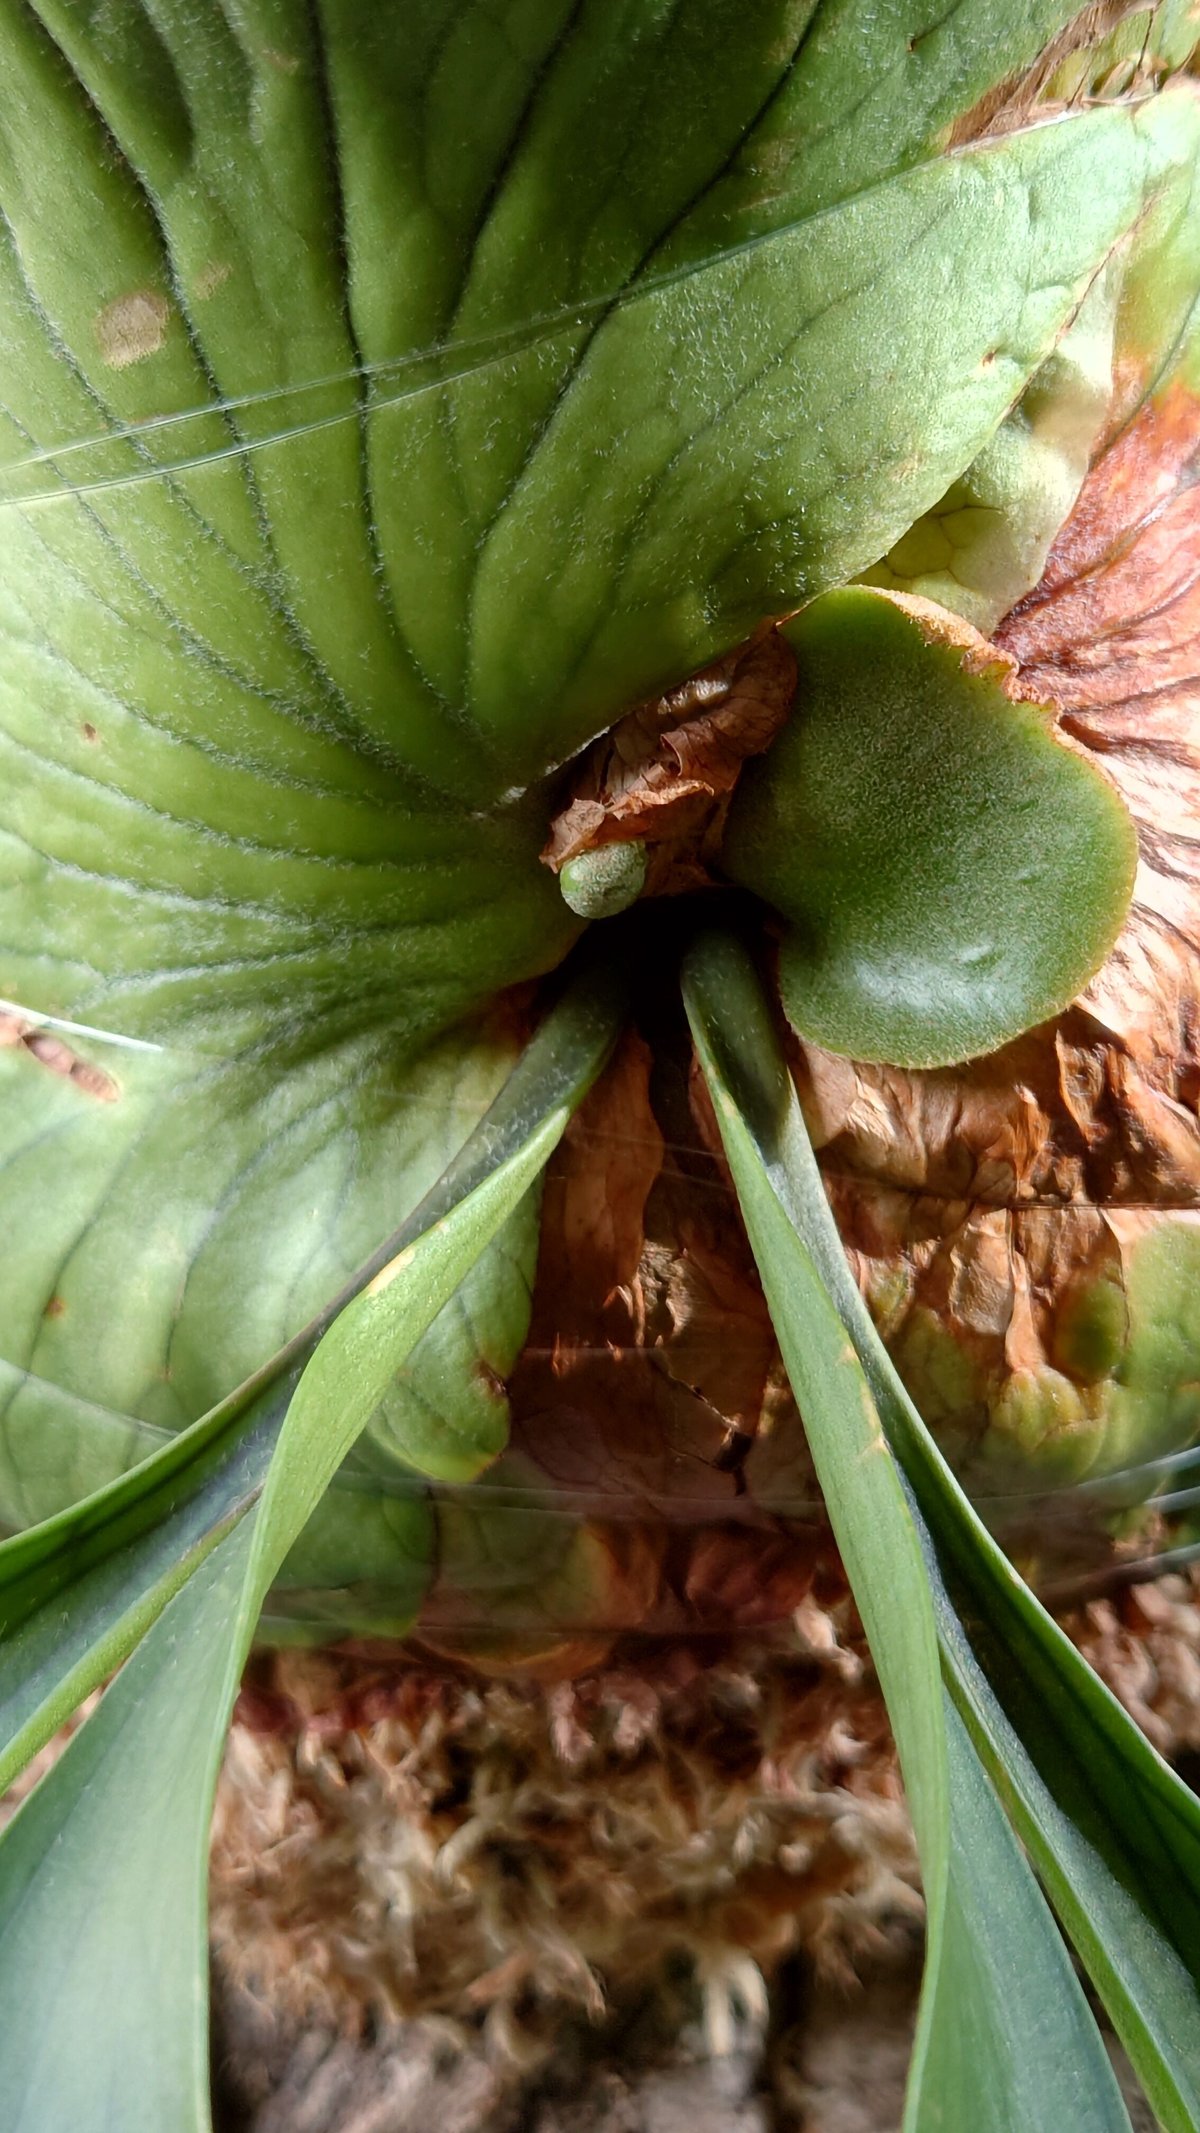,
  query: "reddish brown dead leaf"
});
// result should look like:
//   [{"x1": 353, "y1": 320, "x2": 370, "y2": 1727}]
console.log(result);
[
  {"x1": 532, "y1": 1027, "x2": 665, "y2": 1345},
  {"x1": 508, "y1": 1027, "x2": 737, "y2": 1516},
  {"x1": 542, "y1": 624, "x2": 796, "y2": 896},
  {"x1": 510, "y1": 1021, "x2": 793, "y2": 1518},
  {"x1": 684, "y1": 1526, "x2": 817, "y2": 1628},
  {"x1": 637, "y1": 1152, "x2": 781, "y2": 1447},
  {"x1": 998, "y1": 374, "x2": 1200, "y2": 1101},
  {"x1": 514, "y1": 1025, "x2": 775, "y2": 1497},
  {"x1": 495, "y1": 1021, "x2": 818, "y2": 1655}
]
